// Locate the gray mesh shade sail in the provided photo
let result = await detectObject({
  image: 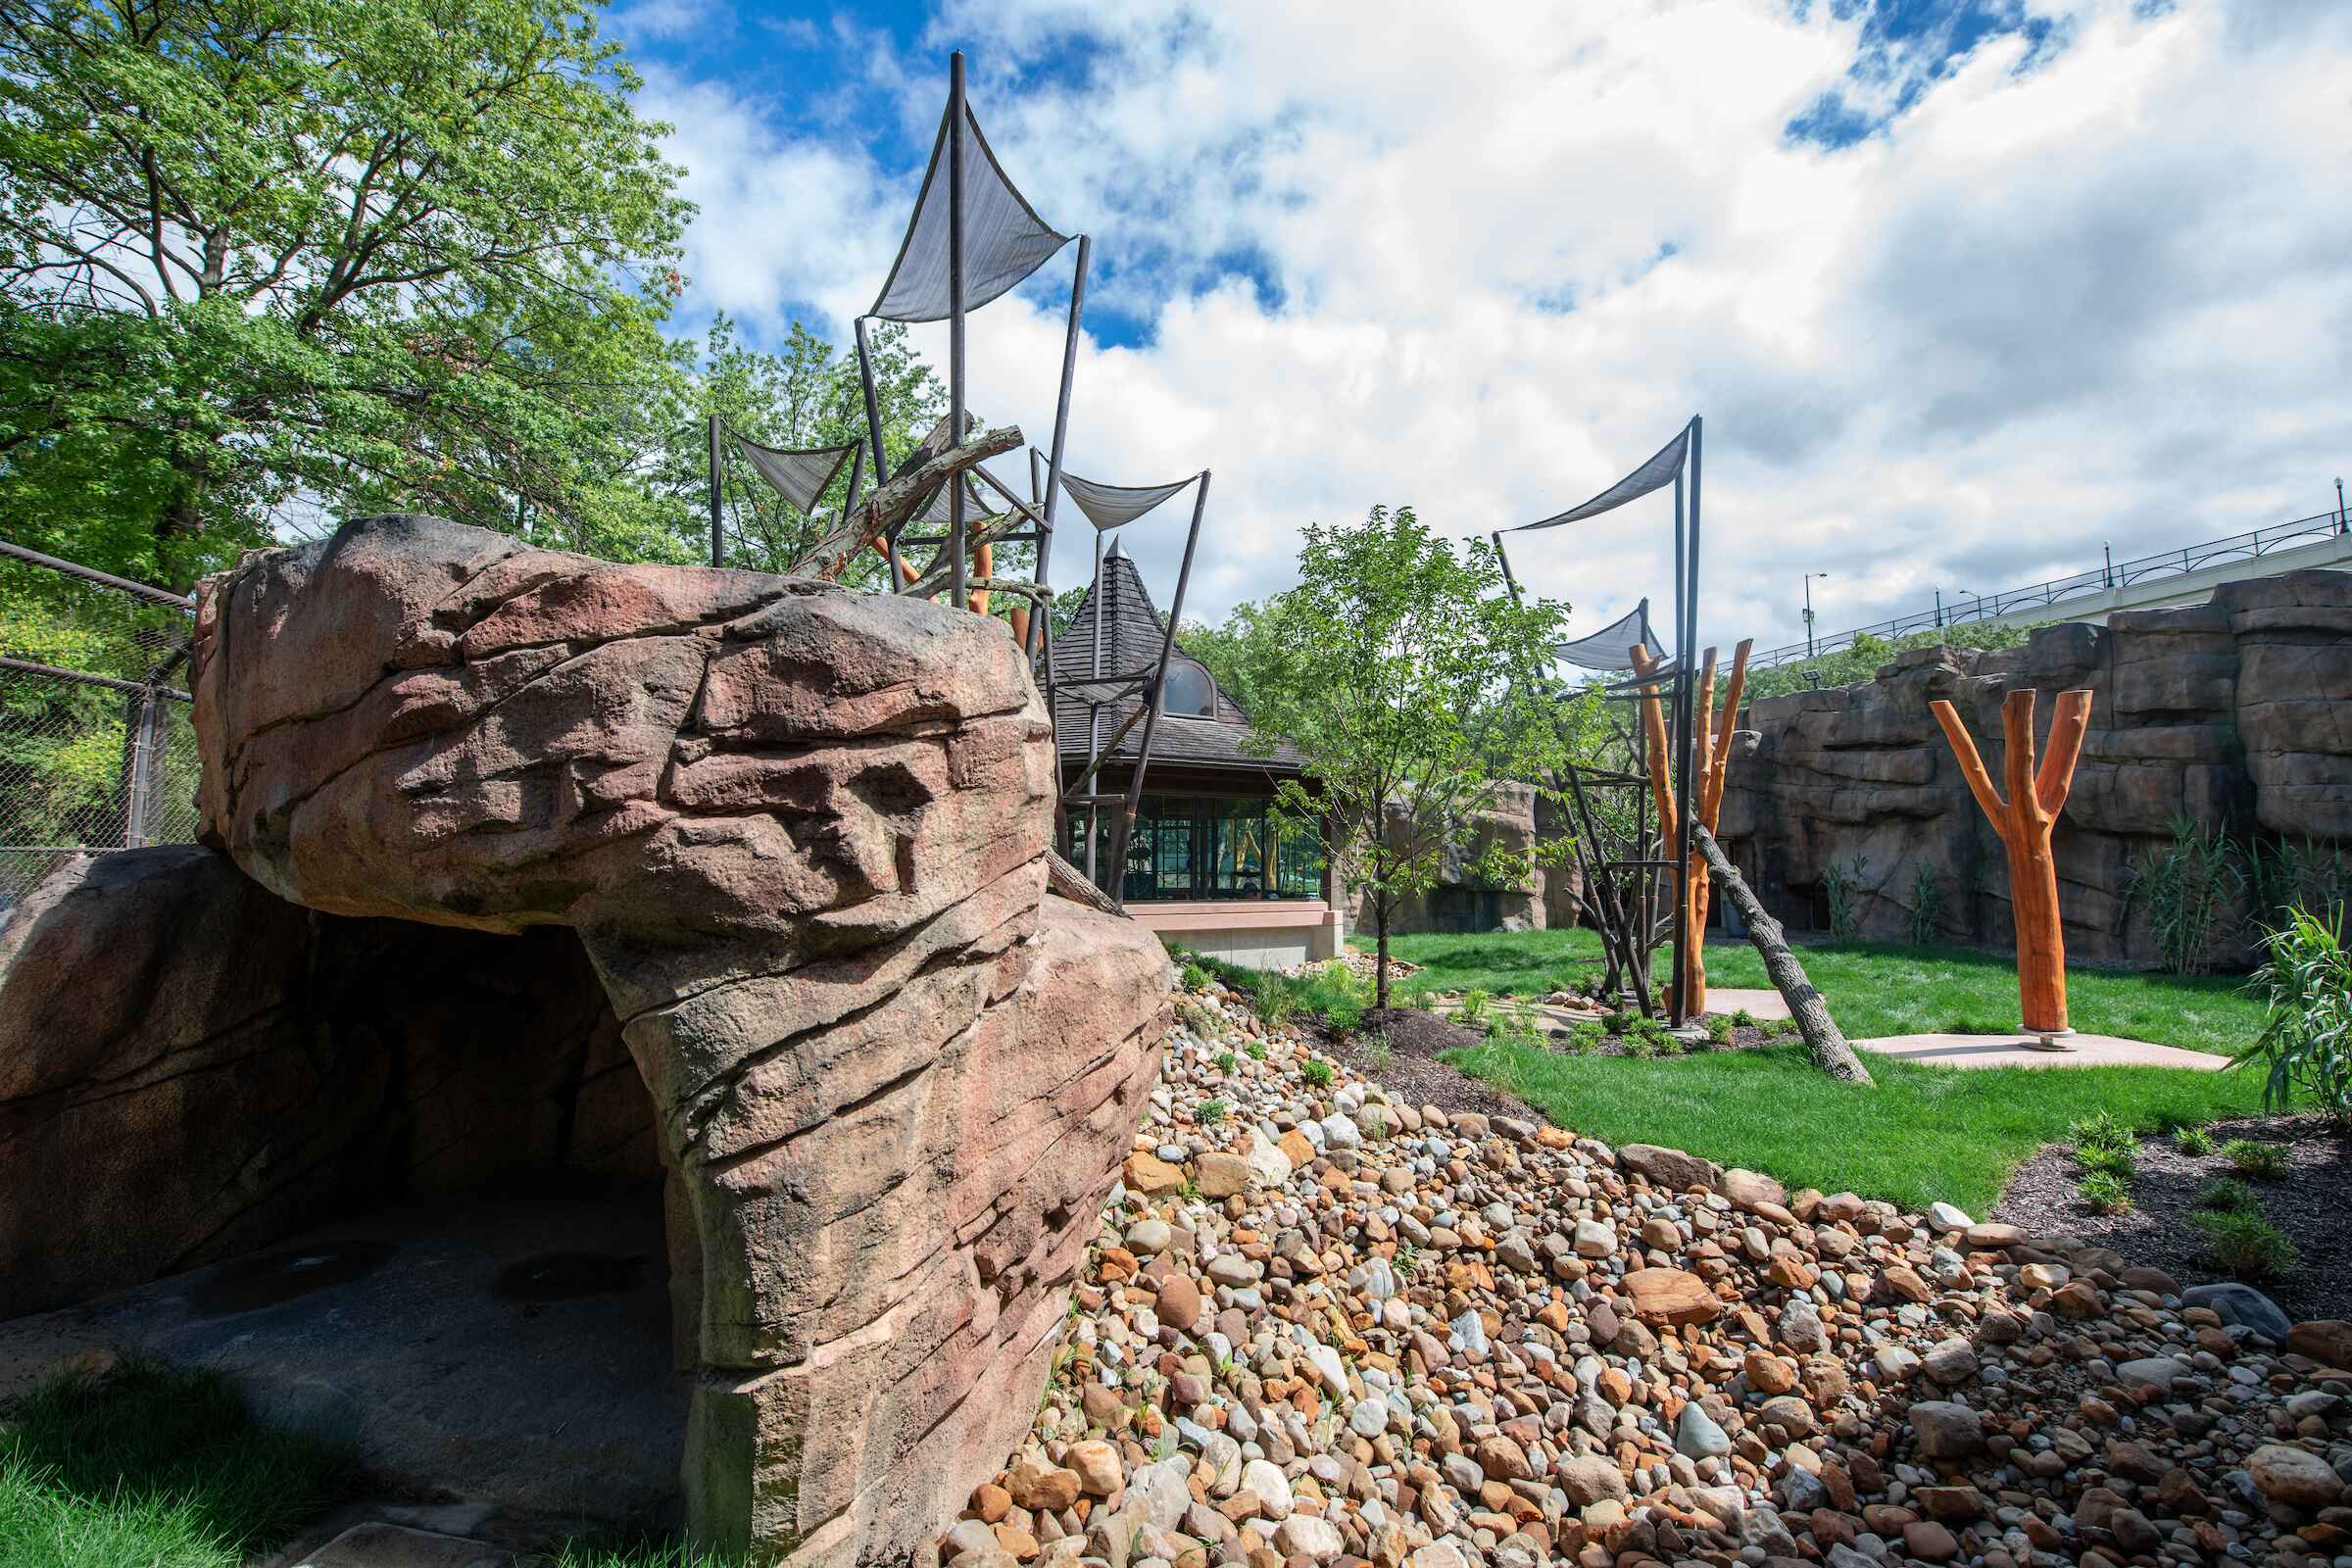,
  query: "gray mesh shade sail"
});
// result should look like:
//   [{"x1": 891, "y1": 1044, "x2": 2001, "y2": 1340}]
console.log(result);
[
  {"x1": 869, "y1": 103, "x2": 1071, "y2": 324},
  {"x1": 1509, "y1": 422, "x2": 1691, "y2": 532},
  {"x1": 731, "y1": 433, "x2": 858, "y2": 515},
  {"x1": 1555, "y1": 605, "x2": 1667, "y2": 672},
  {"x1": 1052, "y1": 462, "x2": 1200, "y2": 531}
]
